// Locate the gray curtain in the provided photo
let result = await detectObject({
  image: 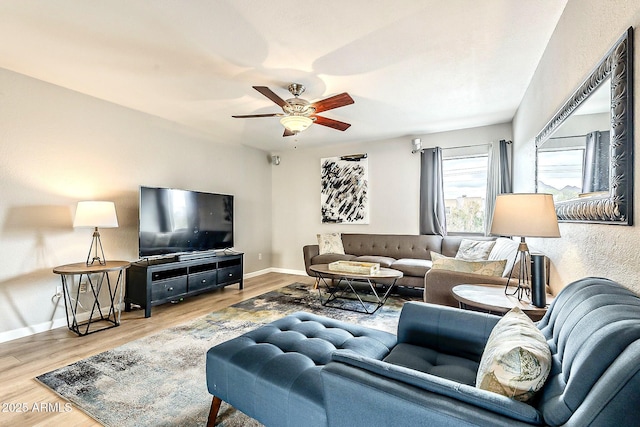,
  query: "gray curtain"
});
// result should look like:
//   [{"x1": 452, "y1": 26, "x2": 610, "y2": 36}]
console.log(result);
[
  {"x1": 499, "y1": 139, "x2": 513, "y2": 194},
  {"x1": 484, "y1": 139, "x2": 512, "y2": 235},
  {"x1": 582, "y1": 130, "x2": 610, "y2": 193},
  {"x1": 420, "y1": 147, "x2": 446, "y2": 236}
]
